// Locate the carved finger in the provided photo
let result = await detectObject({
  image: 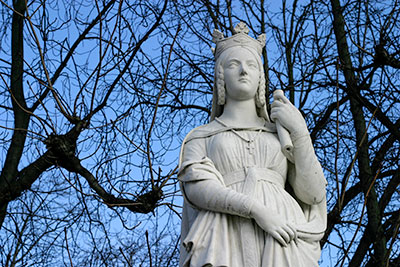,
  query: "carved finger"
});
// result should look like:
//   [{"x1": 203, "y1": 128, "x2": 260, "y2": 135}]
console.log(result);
[
  {"x1": 270, "y1": 107, "x2": 283, "y2": 114},
  {"x1": 275, "y1": 93, "x2": 290, "y2": 104},
  {"x1": 271, "y1": 100, "x2": 285, "y2": 108},
  {"x1": 269, "y1": 112, "x2": 278, "y2": 121},
  {"x1": 271, "y1": 231, "x2": 287, "y2": 247},
  {"x1": 286, "y1": 223, "x2": 297, "y2": 240},
  {"x1": 279, "y1": 228, "x2": 291, "y2": 244},
  {"x1": 283, "y1": 225, "x2": 295, "y2": 242}
]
